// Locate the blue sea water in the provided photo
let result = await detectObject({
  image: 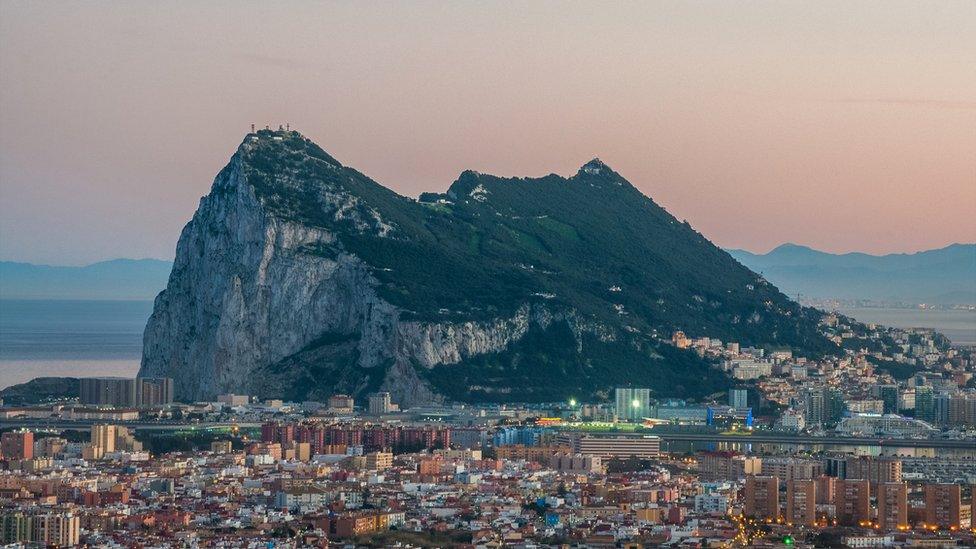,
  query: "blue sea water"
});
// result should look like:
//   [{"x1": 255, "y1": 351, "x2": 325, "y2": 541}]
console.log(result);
[
  {"x1": 0, "y1": 299, "x2": 152, "y2": 389},
  {"x1": 837, "y1": 307, "x2": 976, "y2": 346}
]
